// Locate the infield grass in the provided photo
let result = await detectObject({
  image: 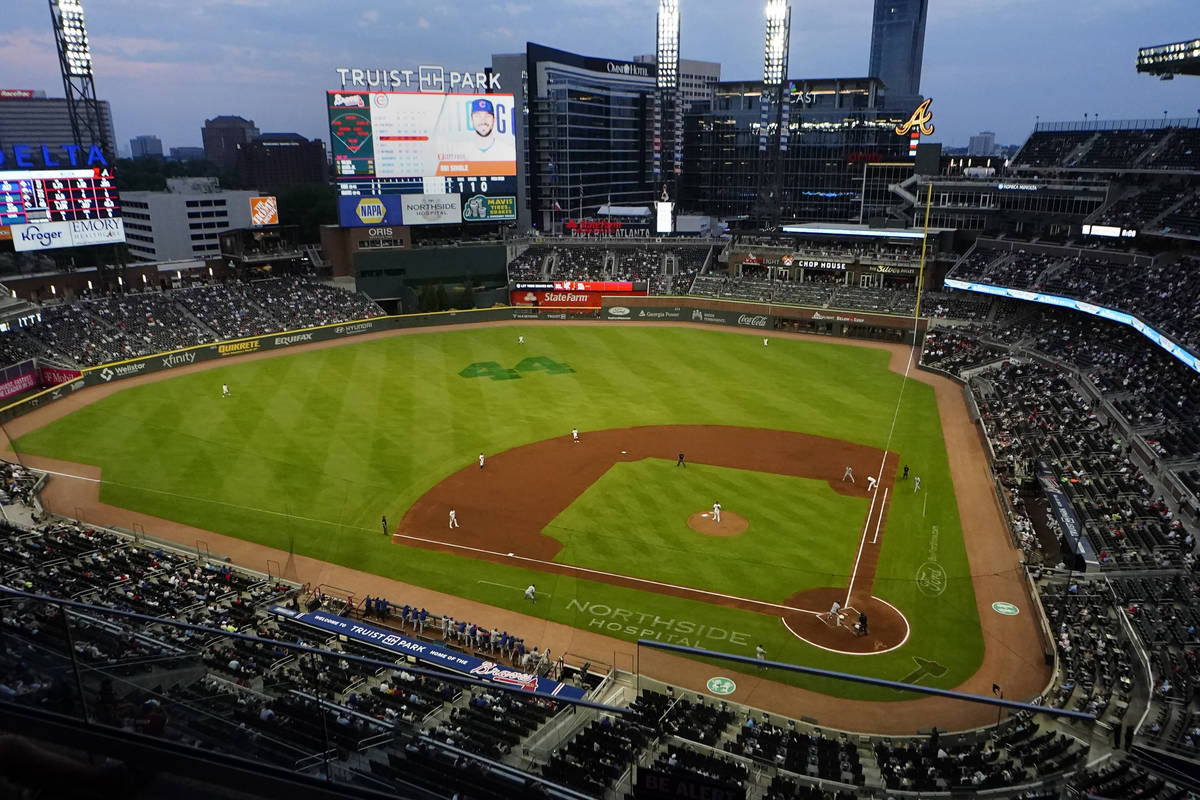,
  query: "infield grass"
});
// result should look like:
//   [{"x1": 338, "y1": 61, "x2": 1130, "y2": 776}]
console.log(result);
[
  {"x1": 548, "y1": 459, "x2": 865, "y2": 600},
  {"x1": 14, "y1": 325, "x2": 984, "y2": 700}
]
